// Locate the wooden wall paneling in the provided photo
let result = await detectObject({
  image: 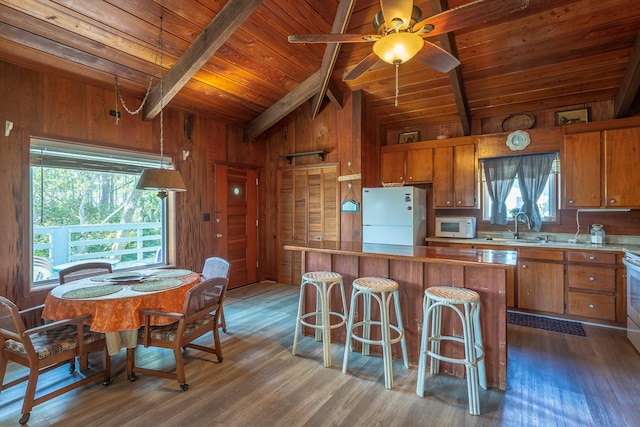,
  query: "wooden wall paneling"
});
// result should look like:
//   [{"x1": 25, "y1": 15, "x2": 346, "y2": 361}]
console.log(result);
[
  {"x1": 476, "y1": 128, "x2": 563, "y2": 159},
  {"x1": 87, "y1": 85, "x2": 121, "y2": 145},
  {"x1": 1, "y1": 63, "x2": 41, "y2": 306},
  {"x1": 175, "y1": 111, "x2": 211, "y2": 272},
  {"x1": 42, "y1": 75, "x2": 87, "y2": 139},
  {"x1": 277, "y1": 169, "x2": 294, "y2": 284}
]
